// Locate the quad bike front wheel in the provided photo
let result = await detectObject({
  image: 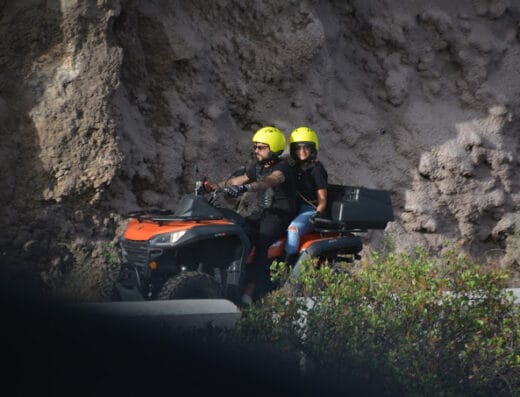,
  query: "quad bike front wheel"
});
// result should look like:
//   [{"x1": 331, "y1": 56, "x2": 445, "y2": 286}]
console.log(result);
[{"x1": 157, "y1": 271, "x2": 223, "y2": 300}]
